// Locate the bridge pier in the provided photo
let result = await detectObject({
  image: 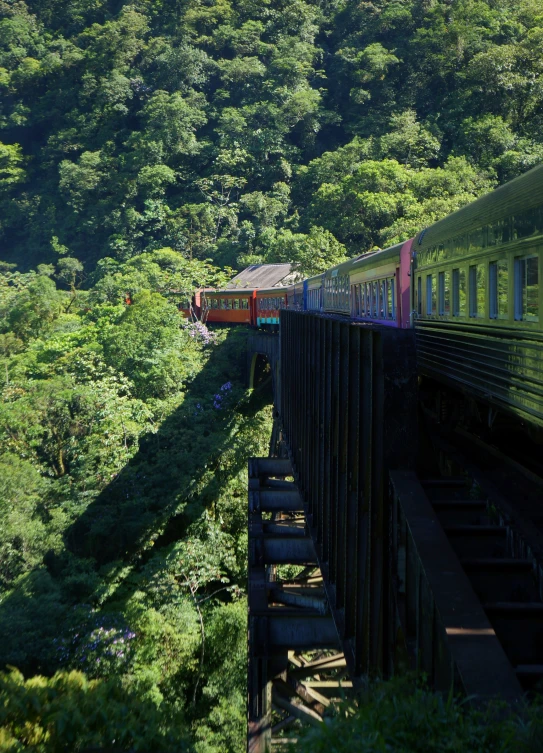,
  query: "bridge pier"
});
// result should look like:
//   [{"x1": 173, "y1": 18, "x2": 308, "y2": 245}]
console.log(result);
[{"x1": 248, "y1": 458, "x2": 345, "y2": 752}]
